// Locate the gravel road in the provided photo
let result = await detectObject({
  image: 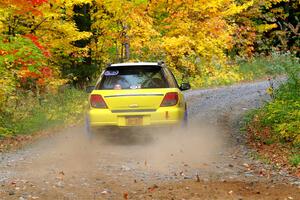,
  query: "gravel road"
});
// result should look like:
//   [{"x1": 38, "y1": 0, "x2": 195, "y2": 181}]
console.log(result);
[{"x1": 0, "y1": 80, "x2": 299, "y2": 200}]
